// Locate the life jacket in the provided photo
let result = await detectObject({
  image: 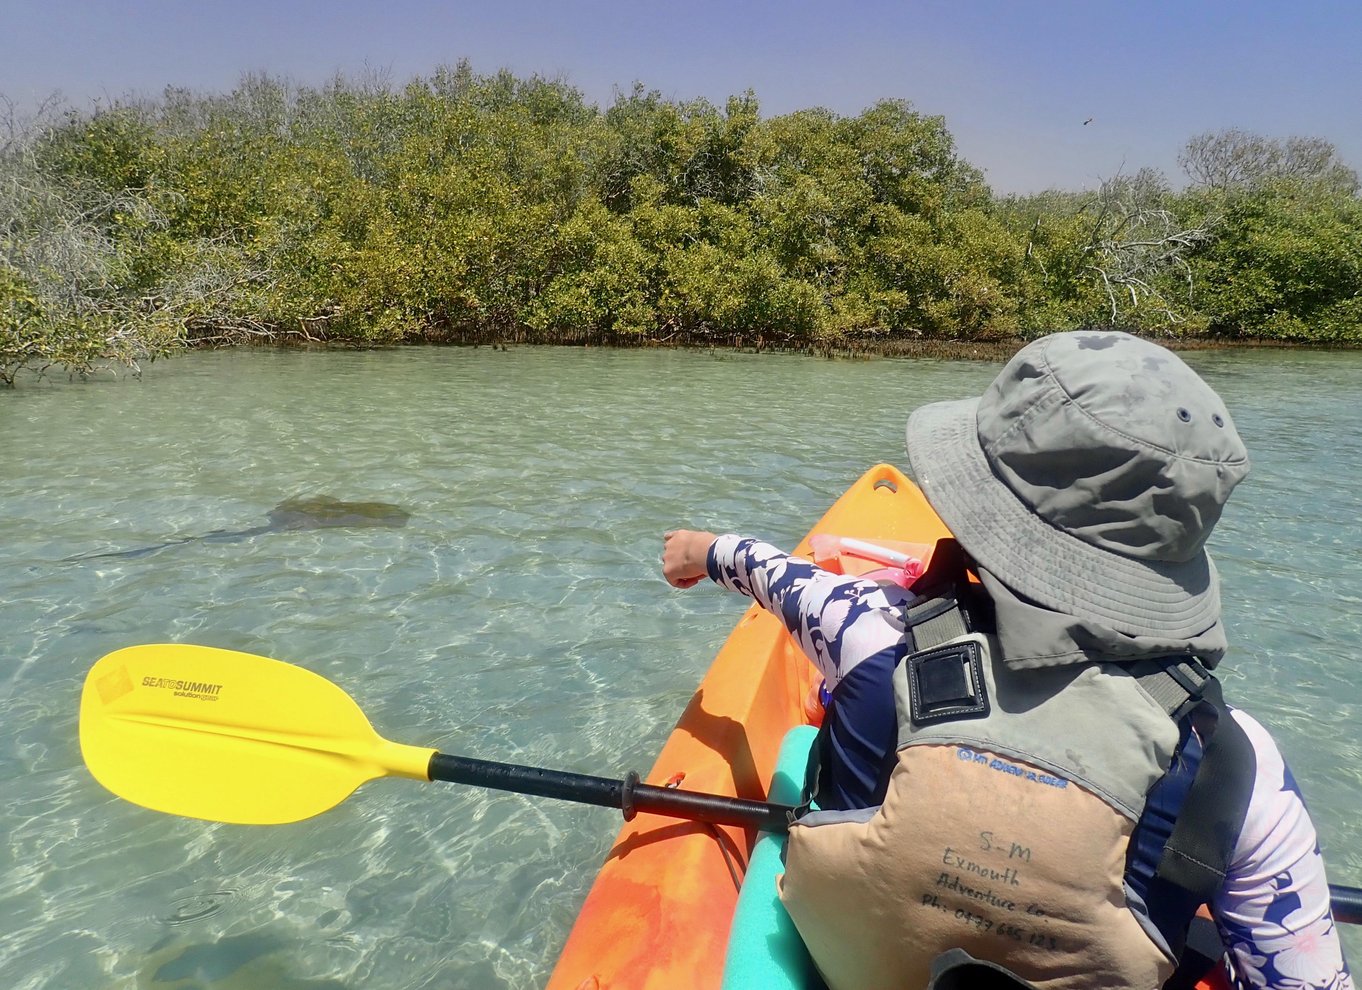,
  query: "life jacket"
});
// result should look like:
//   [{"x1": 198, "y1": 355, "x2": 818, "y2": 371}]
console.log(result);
[{"x1": 777, "y1": 540, "x2": 1254, "y2": 990}]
